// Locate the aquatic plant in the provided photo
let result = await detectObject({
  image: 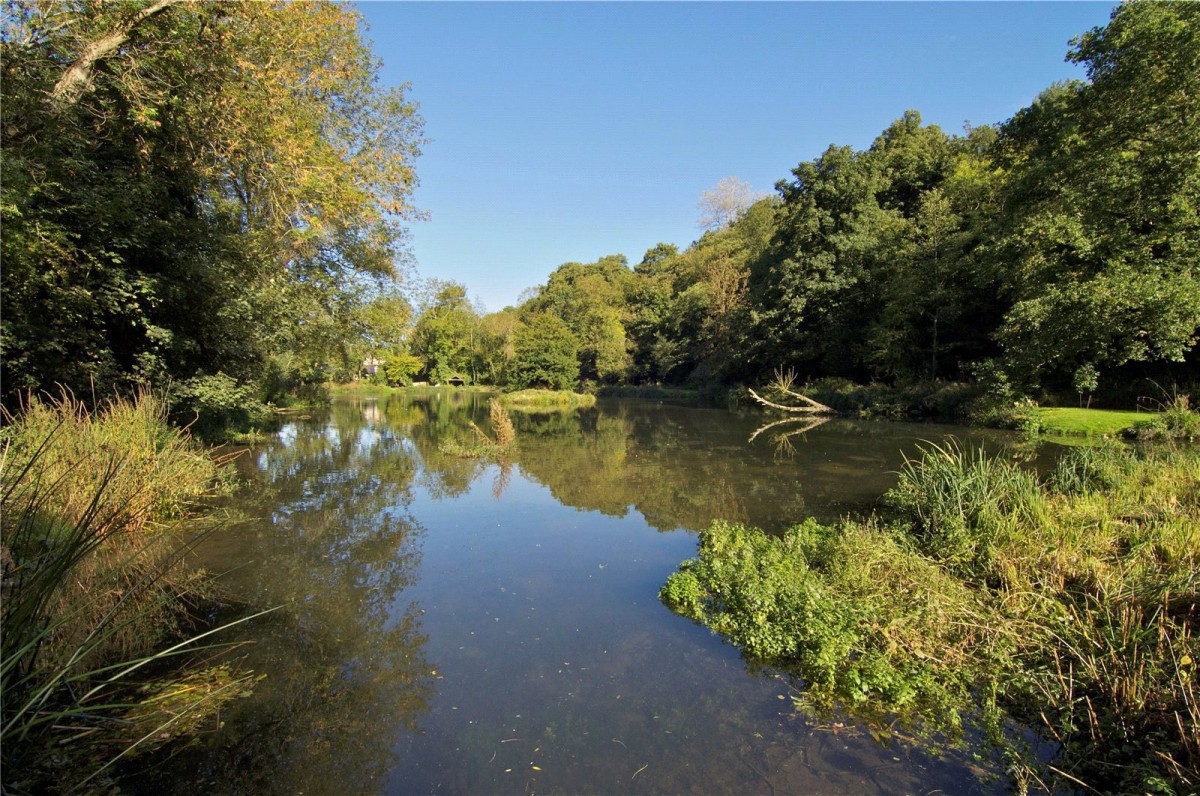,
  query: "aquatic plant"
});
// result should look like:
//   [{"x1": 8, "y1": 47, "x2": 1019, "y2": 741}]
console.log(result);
[
  {"x1": 662, "y1": 442, "x2": 1200, "y2": 793},
  {"x1": 1, "y1": 392, "x2": 269, "y2": 792}
]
